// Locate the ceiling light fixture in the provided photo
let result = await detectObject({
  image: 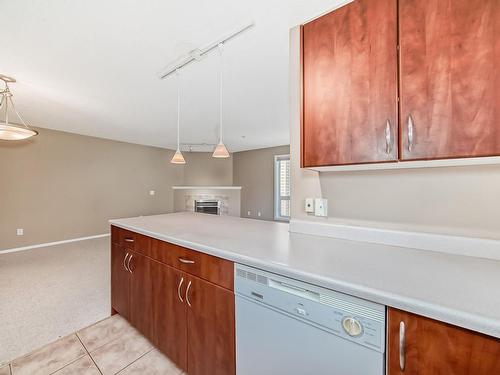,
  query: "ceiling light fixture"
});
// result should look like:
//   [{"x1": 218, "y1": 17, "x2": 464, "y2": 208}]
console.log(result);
[
  {"x1": 212, "y1": 43, "x2": 230, "y2": 158},
  {"x1": 171, "y1": 69, "x2": 186, "y2": 164},
  {"x1": 0, "y1": 75, "x2": 38, "y2": 141}
]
